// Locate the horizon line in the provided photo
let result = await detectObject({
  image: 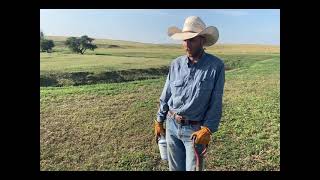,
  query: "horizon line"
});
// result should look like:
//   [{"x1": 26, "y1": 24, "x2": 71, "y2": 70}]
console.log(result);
[{"x1": 44, "y1": 35, "x2": 280, "y2": 46}]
